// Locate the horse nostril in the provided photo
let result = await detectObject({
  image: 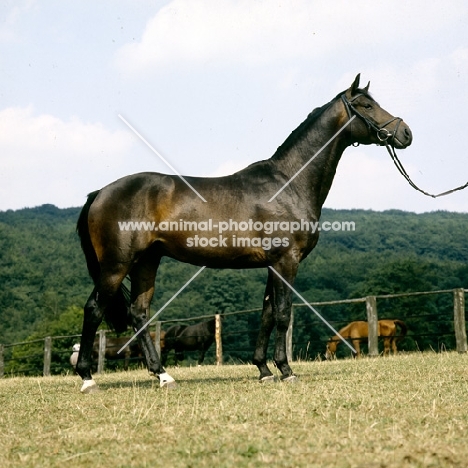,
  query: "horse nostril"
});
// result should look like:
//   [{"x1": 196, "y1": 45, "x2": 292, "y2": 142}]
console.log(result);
[{"x1": 402, "y1": 126, "x2": 413, "y2": 144}]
